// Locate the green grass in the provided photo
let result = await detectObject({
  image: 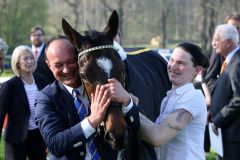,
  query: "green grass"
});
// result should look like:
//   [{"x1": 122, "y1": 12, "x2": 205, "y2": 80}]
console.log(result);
[
  {"x1": 206, "y1": 150, "x2": 218, "y2": 160},
  {"x1": 0, "y1": 140, "x2": 4, "y2": 159},
  {"x1": 0, "y1": 68, "x2": 13, "y2": 77}
]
